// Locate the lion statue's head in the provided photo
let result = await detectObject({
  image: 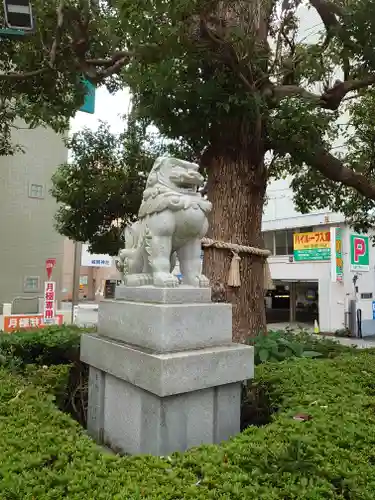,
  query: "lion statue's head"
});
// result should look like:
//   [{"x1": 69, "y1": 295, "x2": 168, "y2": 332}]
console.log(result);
[{"x1": 138, "y1": 156, "x2": 211, "y2": 218}]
